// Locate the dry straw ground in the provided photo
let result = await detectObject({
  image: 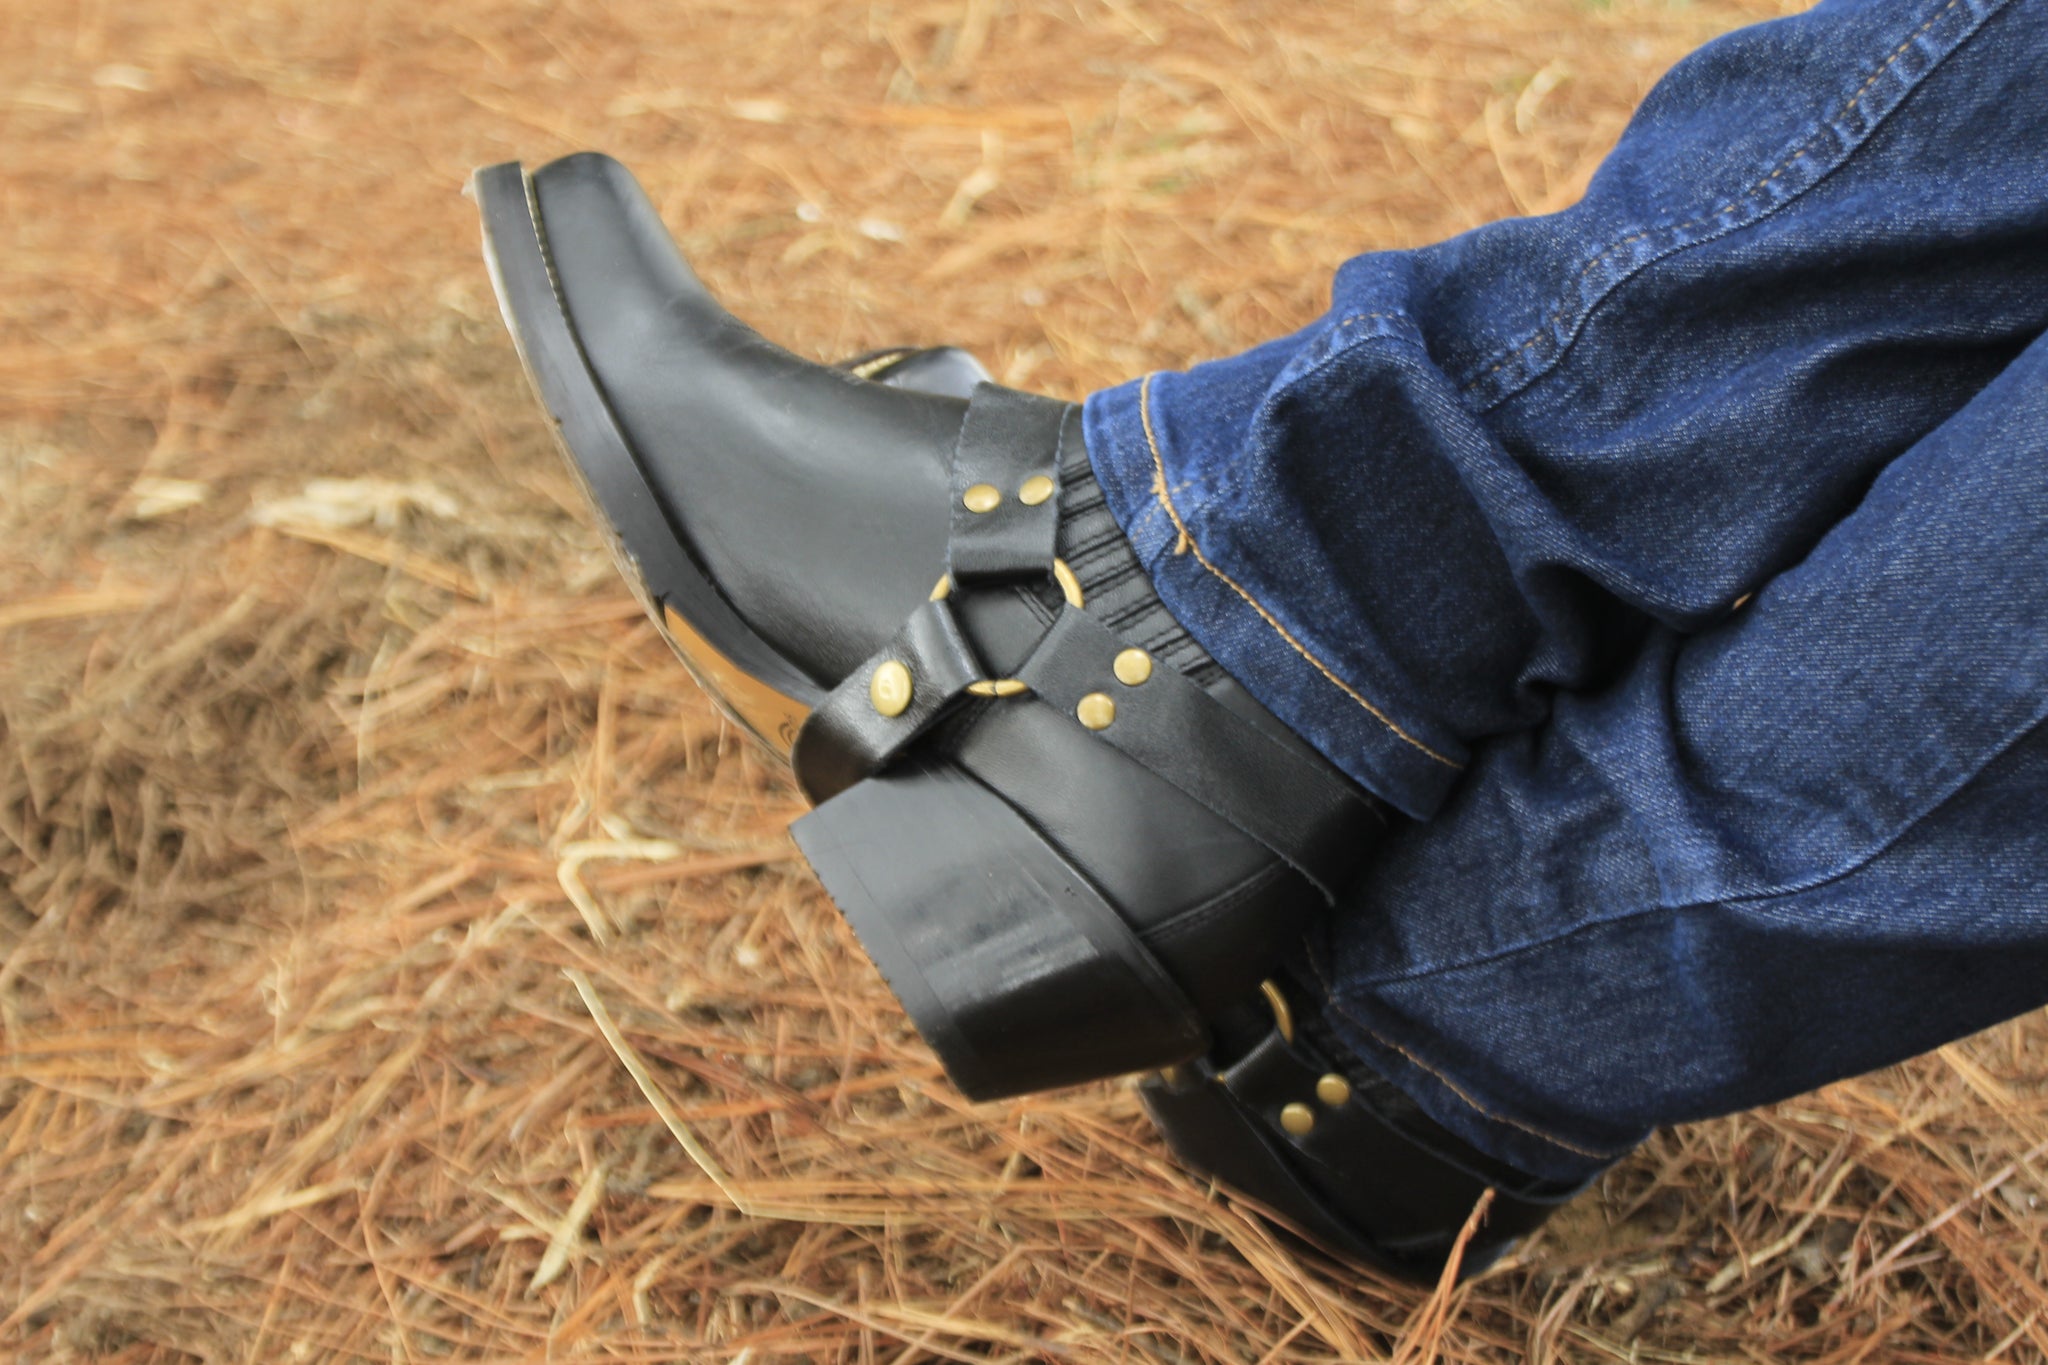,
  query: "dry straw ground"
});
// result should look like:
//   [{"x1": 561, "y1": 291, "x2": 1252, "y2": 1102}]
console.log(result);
[{"x1": 2, "y1": 0, "x2": 2044, "y2": 1360}]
